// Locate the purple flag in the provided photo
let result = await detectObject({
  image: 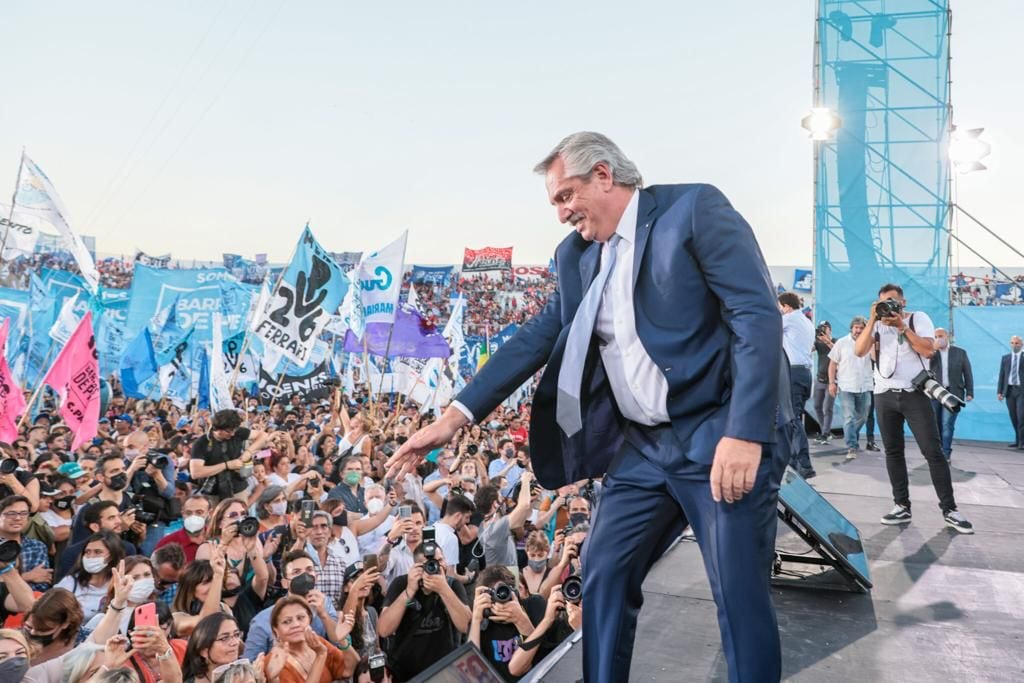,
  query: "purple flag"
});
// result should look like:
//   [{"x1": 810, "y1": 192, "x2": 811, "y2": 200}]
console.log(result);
[{"x1": 345, "y1": 305, "x2": 451, "y2": 359}]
